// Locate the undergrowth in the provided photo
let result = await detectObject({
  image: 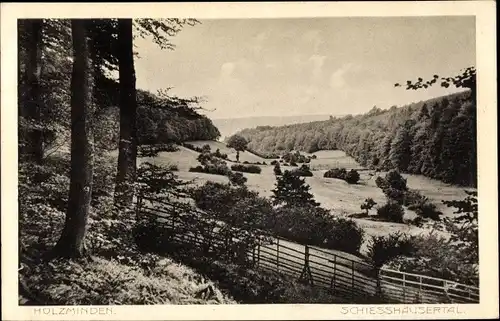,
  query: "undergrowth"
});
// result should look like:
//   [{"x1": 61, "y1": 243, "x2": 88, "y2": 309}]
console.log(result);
[{"x1": 18, "y1": 155, "x2": 235, "y2": 305}]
